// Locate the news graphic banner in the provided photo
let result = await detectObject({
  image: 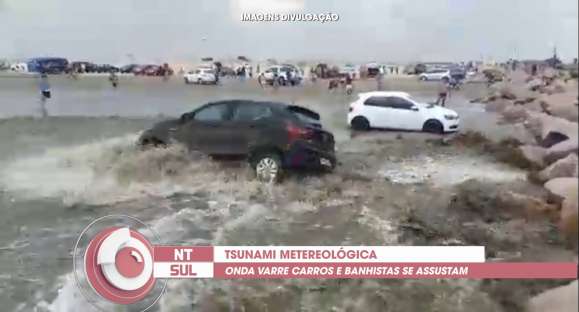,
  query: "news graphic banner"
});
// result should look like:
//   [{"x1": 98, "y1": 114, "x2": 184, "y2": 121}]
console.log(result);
[{"x1": 73, "y1": 216, "x2": 578, "y2": 310}]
